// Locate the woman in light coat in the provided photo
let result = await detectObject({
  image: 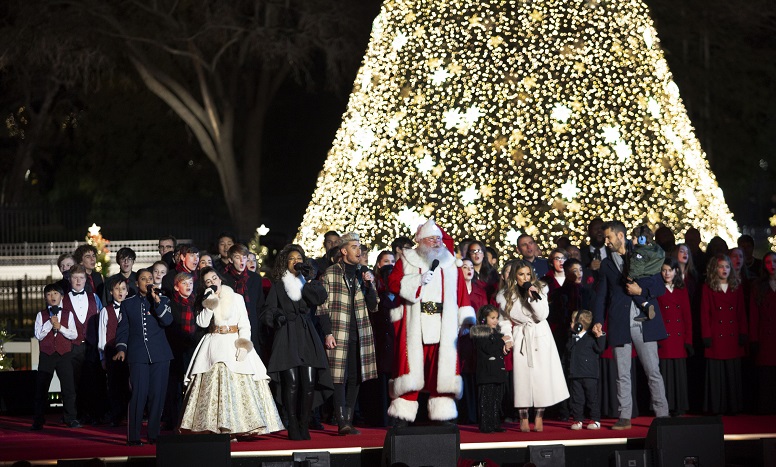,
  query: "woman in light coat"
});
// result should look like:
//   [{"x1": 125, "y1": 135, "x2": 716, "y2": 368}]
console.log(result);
[
  {"x1": 498, "y1": 260, "x2": 569, "y2": 432},
  {"x1": 179, "y1": 267, "x2": 283, "y2": 438}
]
